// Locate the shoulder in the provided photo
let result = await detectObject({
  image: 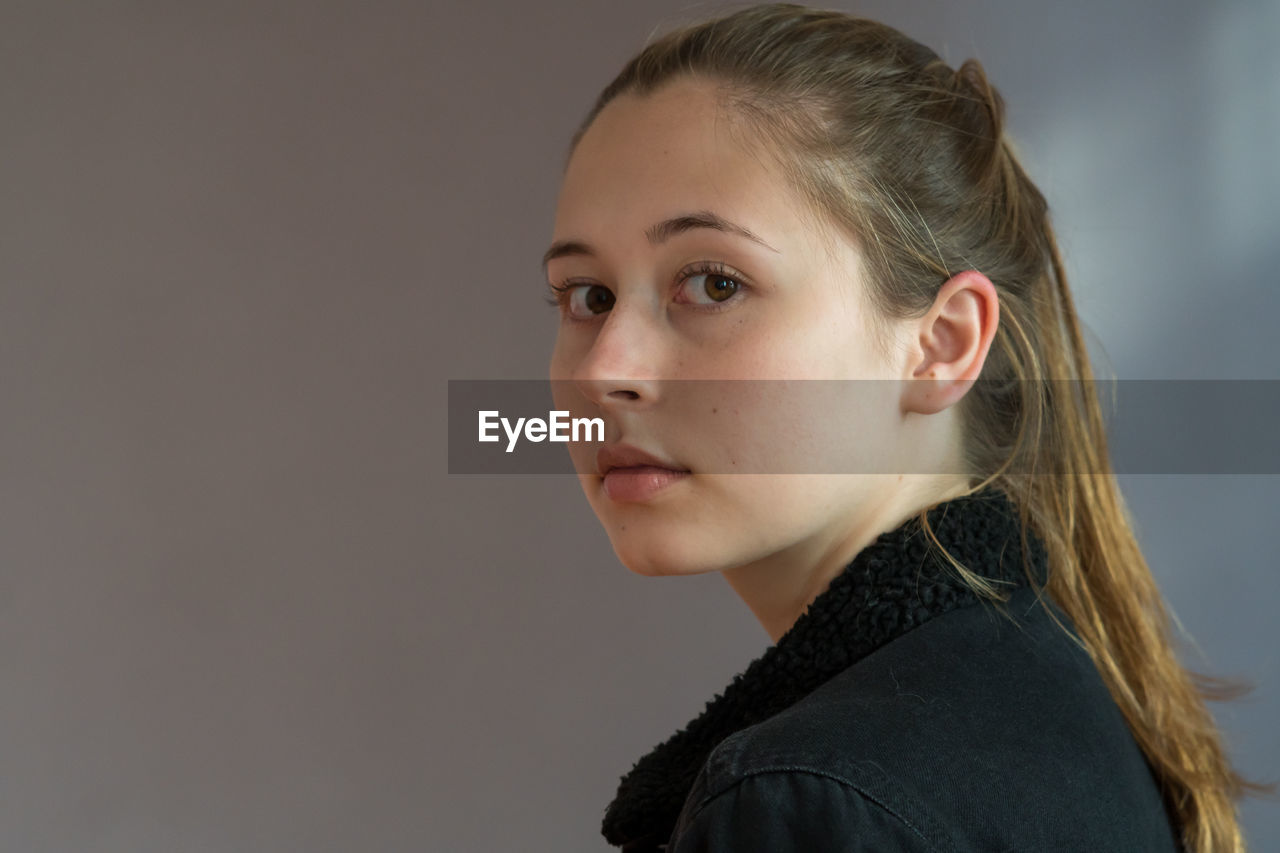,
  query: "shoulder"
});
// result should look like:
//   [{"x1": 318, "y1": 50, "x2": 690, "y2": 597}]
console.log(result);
[
  {"x1": 667, "y1": 765, "x2": 943, "y2": 852},
  {"x1": 667, "y1": 586, "x2": 1181, "y2": 852}
]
